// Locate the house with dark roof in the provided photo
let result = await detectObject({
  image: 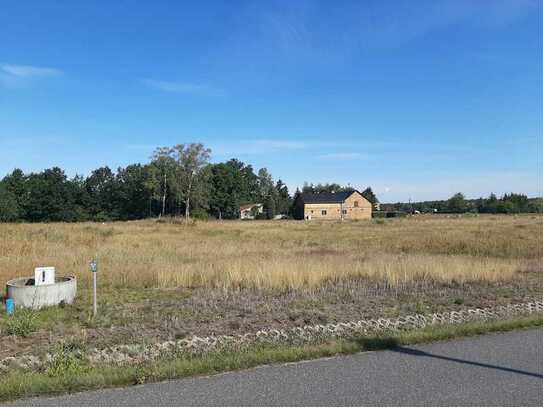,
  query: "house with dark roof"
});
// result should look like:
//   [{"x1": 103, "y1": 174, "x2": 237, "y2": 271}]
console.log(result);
[{"x1": 294, "y1": 190, "x2": 372, "y2": 220}]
